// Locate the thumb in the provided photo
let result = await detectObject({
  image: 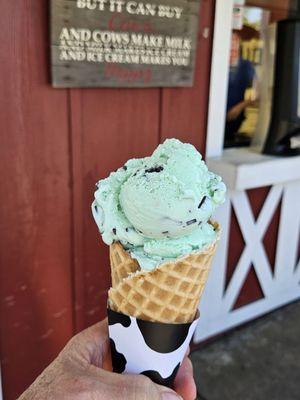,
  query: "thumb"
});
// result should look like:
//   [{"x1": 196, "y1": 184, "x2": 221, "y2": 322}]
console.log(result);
[{"x1": 96, "y1": 369, "x2": 183, "y2": 400}]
